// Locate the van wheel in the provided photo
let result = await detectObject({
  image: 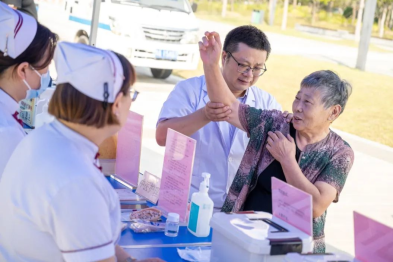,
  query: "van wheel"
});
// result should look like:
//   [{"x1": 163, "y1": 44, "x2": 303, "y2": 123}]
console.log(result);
[
  {"x1": 150, "y1": 69, "x2": 172, "y2": 79},
  {"x1": 75, "y1": 34, "x2": 89, "y2": 45}
]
